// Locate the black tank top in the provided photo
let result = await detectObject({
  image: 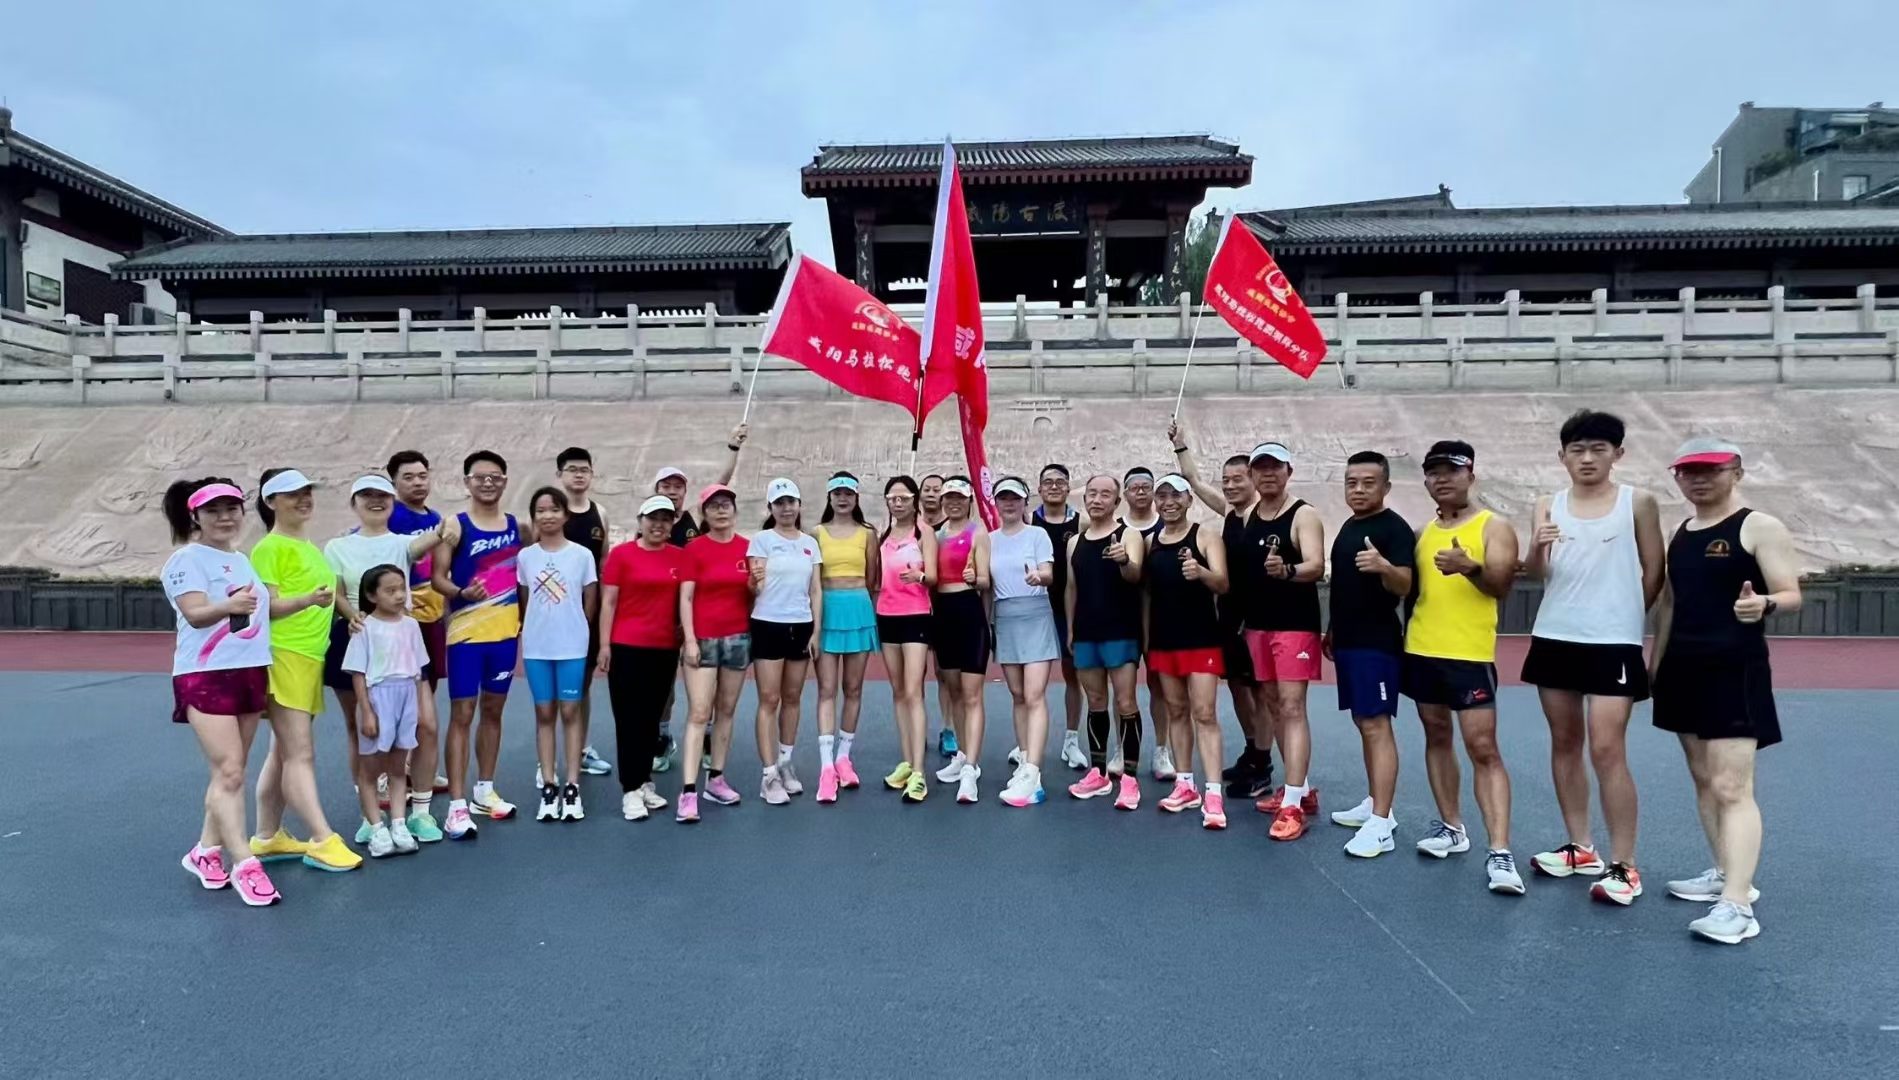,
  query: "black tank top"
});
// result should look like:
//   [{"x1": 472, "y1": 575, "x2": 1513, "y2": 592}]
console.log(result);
[
  {"x1": 1033, "y1": 505, "x2": 1080, "y2": 612},
  {"x1": 1242, "y1": 498, "x2": 1322, "y2": 632},
  {"x1": 1070, "y1": 524, "x2": 1143, "y2": 643},
  {"x1": 1219, "y1": 508, "x2": 1253, "y2": 633},
  {"x1": 563, "y1": 502, "x2": 607, "y2": 563},
  {"x1": 1147, "y1": 524, "x2": 1221, "y2": 651},
  {"x1": 1666, "y1": 508, "x2": 1769, "y2": 659}
]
